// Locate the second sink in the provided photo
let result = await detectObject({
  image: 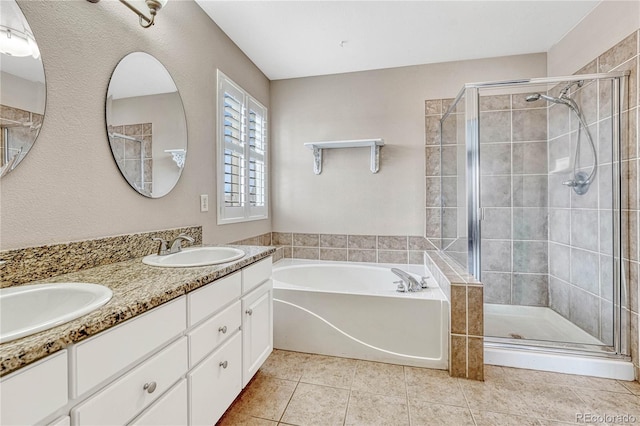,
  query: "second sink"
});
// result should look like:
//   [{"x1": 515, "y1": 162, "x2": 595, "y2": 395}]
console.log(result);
[{"x1": 142, "y1": 246, "x2": 245, "y2": 268}]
